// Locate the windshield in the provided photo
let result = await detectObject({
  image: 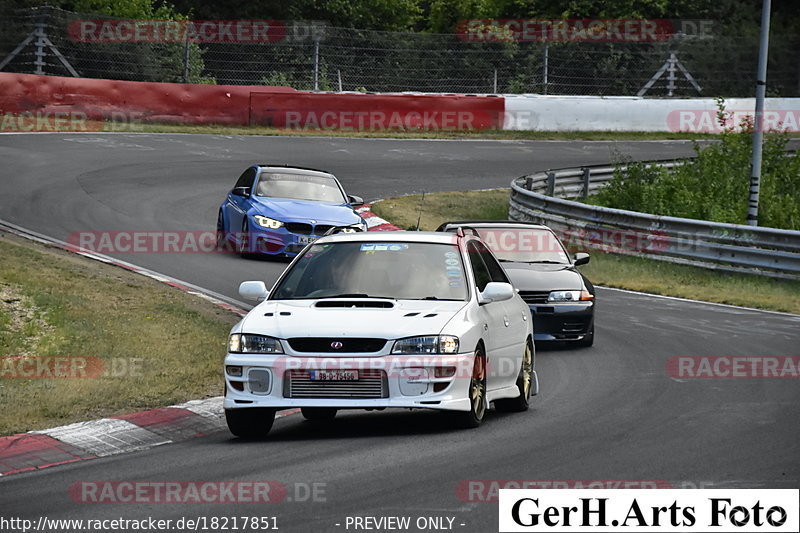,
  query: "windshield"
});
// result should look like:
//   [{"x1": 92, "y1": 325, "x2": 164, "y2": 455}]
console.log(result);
[
  {"x1": 255, "y1": 172, "x2": 347, "y2": 203},
  {"x1": 475, "y1": 227, "x2": 570, "y2": 264},
  {"x1": 271, "y1": 242, "x2": 468, "y2": 301}
]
